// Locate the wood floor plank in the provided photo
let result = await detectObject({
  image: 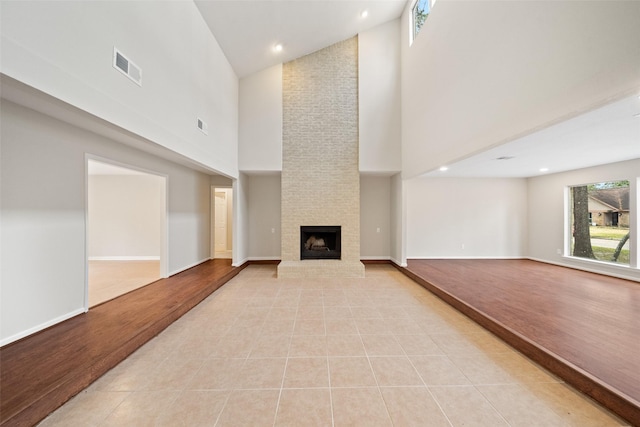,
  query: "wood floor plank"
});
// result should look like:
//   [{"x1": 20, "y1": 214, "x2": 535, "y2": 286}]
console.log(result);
[
  {"x1": 402, "y1": 259, "x2": 640, "y2": 425},
  {"x1": 0, "y1": 259, "x2": 241, "y2": 427}
]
